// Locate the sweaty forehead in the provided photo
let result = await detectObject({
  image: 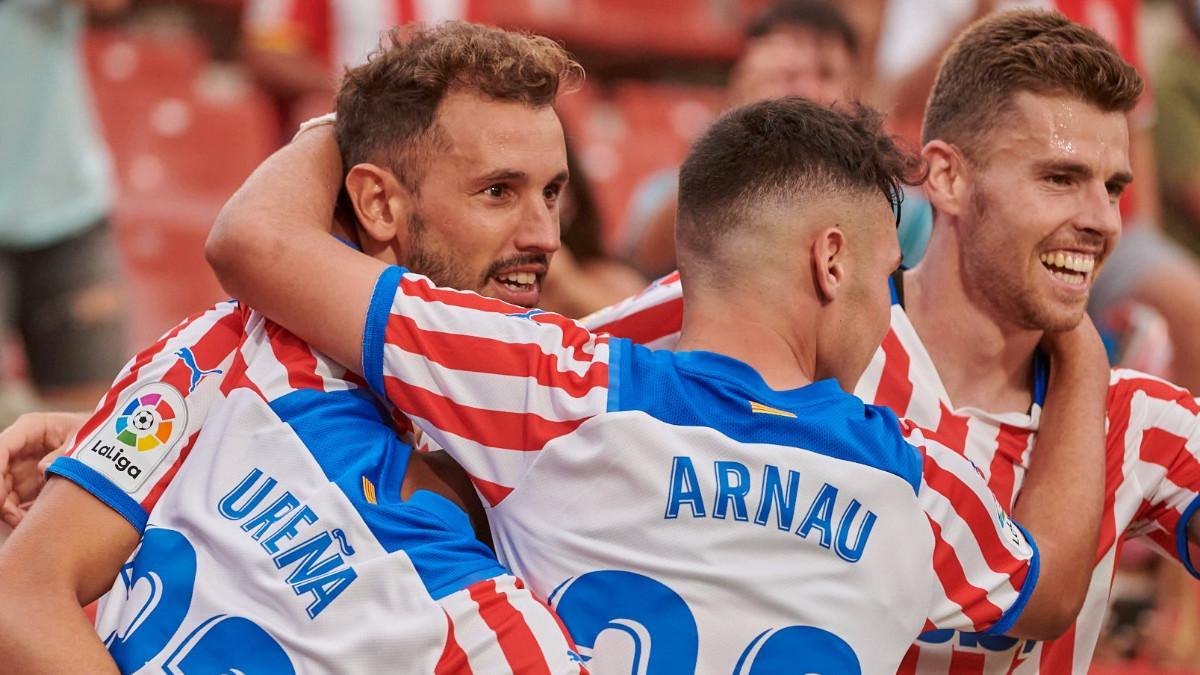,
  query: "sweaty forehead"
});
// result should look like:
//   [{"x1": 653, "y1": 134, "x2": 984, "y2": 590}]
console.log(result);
[
  {"x1": 434, "y1": 91, "x2": 567, "y2": 176},
  {"x1": 987, "y1": 92, "x2": 1130, "y2": 174}
]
